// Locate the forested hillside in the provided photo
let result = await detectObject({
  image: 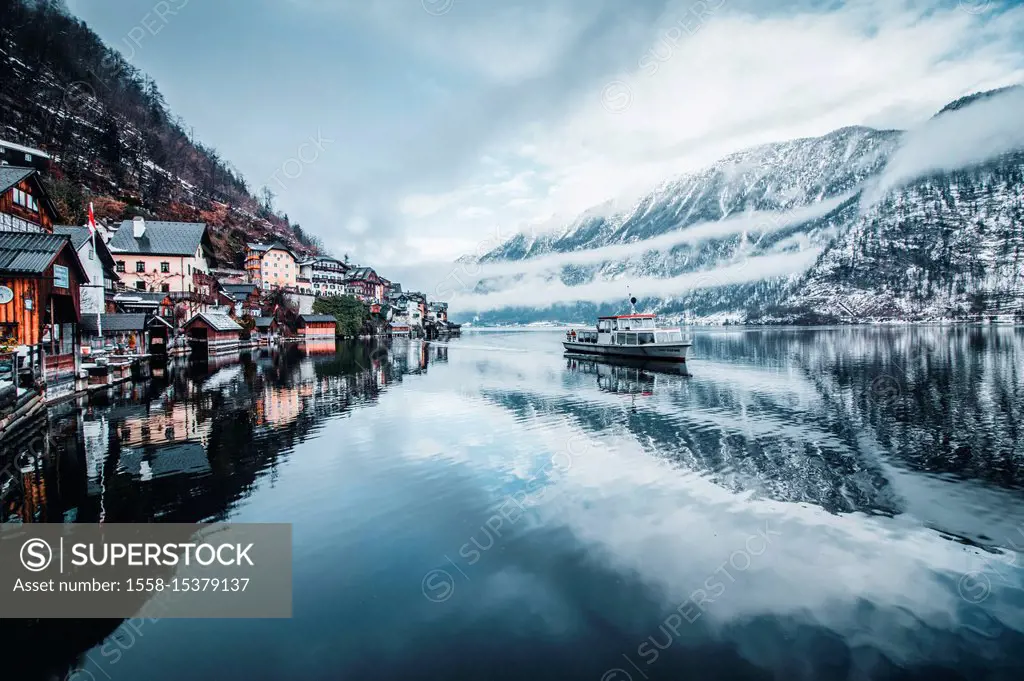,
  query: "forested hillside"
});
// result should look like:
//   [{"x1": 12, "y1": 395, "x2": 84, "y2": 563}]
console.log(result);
[{"x1": 0, "y1": 0, "x2": 320, "y2": 266}]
